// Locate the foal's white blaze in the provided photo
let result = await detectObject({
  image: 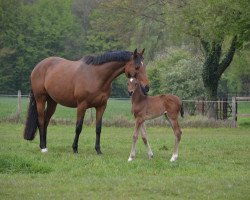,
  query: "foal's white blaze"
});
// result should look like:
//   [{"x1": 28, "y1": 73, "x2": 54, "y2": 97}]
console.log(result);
[
  {"x1": 141, "y1": 61, "x2": 144, "y2": 66},
  {"x1": 41, "y1": 148, "x2": 48, "y2": 153},
  {"x1": 130, "y1": 78, "x2": 134, "y2": 82}
]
